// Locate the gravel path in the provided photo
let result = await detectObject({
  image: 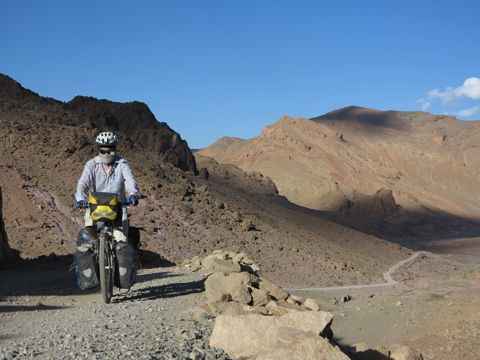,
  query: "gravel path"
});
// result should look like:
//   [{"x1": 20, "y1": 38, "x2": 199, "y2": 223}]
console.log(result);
[{"x1": 0, "y1": 263, "x2": 231, "y2": 360}]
